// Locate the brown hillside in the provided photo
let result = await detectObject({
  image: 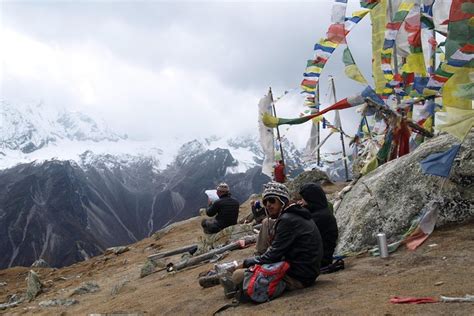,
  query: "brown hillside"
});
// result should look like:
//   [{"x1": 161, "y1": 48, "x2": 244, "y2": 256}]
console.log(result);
[{"x1": 1, "y1": 196, "x2": 473, "y2": 315}]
